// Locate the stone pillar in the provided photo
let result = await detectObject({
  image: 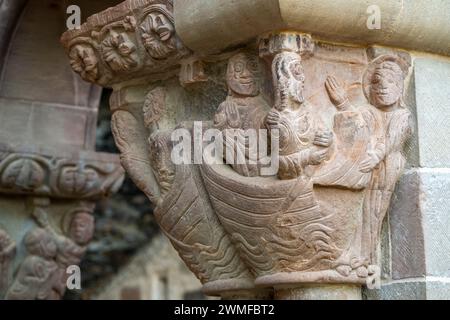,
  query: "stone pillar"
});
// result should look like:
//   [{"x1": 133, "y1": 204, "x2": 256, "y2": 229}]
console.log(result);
[
  {"x1": 61, "y1": 0, "x2": 450, "y2": 300},
  {"x1": 0, "y1": 0, "x2": 124, "y2": 299}
]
